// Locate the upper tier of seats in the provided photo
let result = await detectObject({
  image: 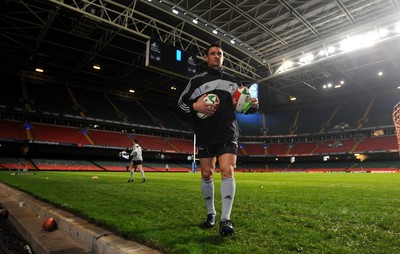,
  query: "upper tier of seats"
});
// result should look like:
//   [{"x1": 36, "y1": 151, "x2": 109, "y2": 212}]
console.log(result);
[{"x1": 1, "y1": 72, "x2": 397, "y2": 137}]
